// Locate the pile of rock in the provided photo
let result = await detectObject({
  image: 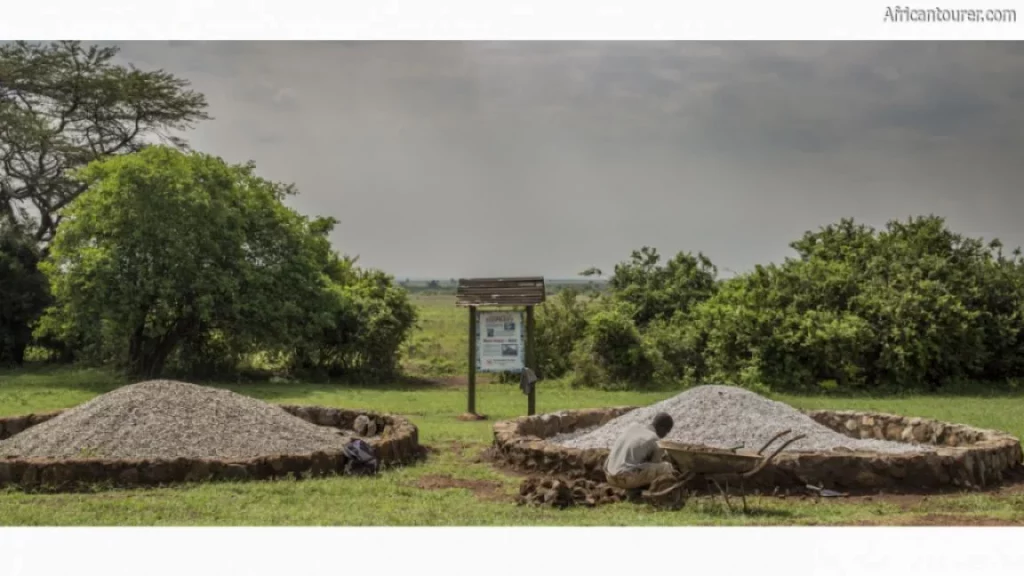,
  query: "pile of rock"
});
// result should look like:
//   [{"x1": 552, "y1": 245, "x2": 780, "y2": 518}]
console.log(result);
[
  {"x1": 556, "y1": 385, "x2": 930, "y2": 455},
  {"x1": 516, "y1": 476, "x2": 626, "y2": 508},
  {"x1": 0, "y1": 380, "x2": 356, "y2": 460}
]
